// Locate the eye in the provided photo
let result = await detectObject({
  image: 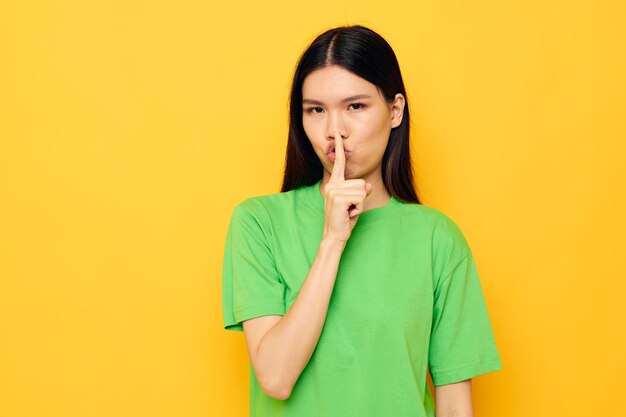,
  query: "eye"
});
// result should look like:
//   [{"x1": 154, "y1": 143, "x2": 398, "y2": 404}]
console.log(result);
[
  {"x1": 349, "y1": 103, "x2": 366, "y2": 110},
  {"x1": 305, "y1": 107, "x2": 323, "y2": 114}
]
